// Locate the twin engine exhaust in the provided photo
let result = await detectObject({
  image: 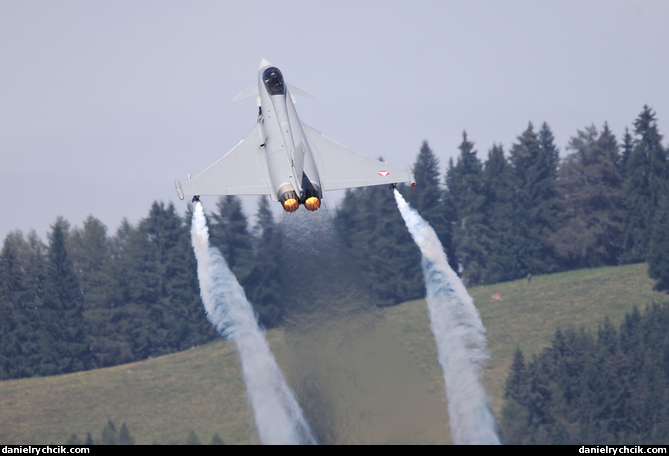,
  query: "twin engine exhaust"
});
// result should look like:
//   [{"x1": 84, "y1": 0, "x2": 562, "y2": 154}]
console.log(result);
[{"x1": 279, "y1": 186, "x2": 320, "y2": 213}]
